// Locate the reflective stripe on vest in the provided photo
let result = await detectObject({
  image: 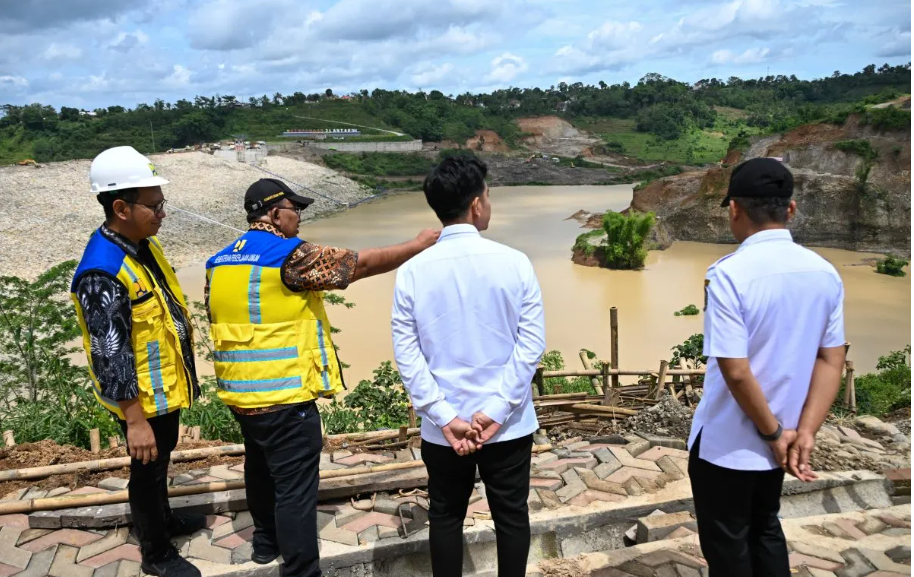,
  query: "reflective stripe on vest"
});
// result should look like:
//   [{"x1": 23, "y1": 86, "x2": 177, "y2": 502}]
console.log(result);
[
  {"x1": 72, "y1": 230, "x2": 193, "y2": 420},
  {"x1": 206, "y1": 230, "x2": 344, "y2": 409}
]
